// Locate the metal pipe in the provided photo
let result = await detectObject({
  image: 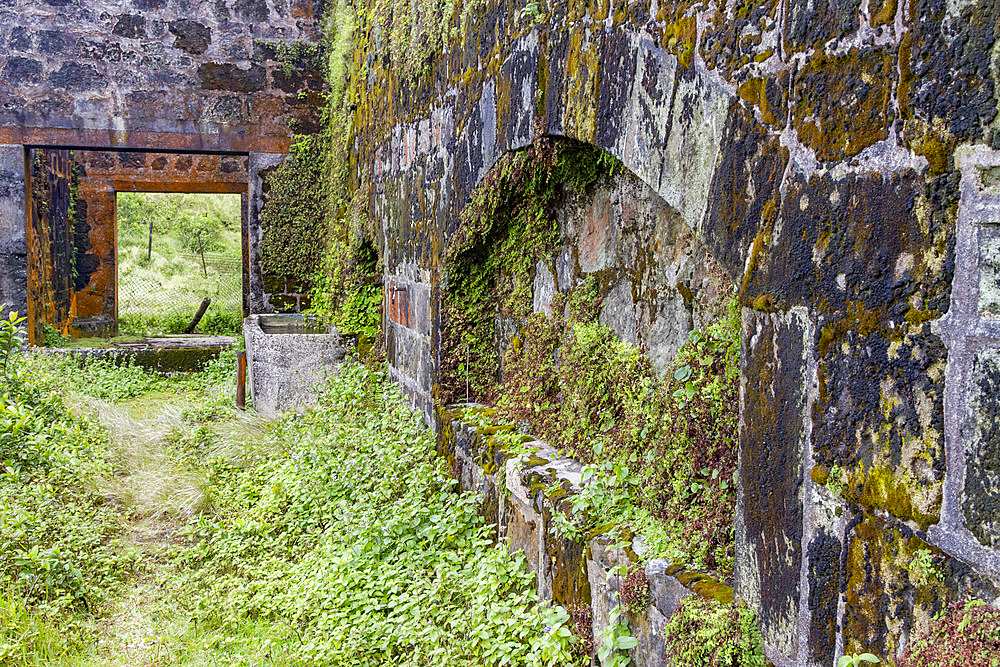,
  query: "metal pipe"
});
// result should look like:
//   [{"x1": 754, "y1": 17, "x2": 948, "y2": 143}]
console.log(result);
[{"x1": 236, "y1": 350, "x2": 247, "y2": 410}]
